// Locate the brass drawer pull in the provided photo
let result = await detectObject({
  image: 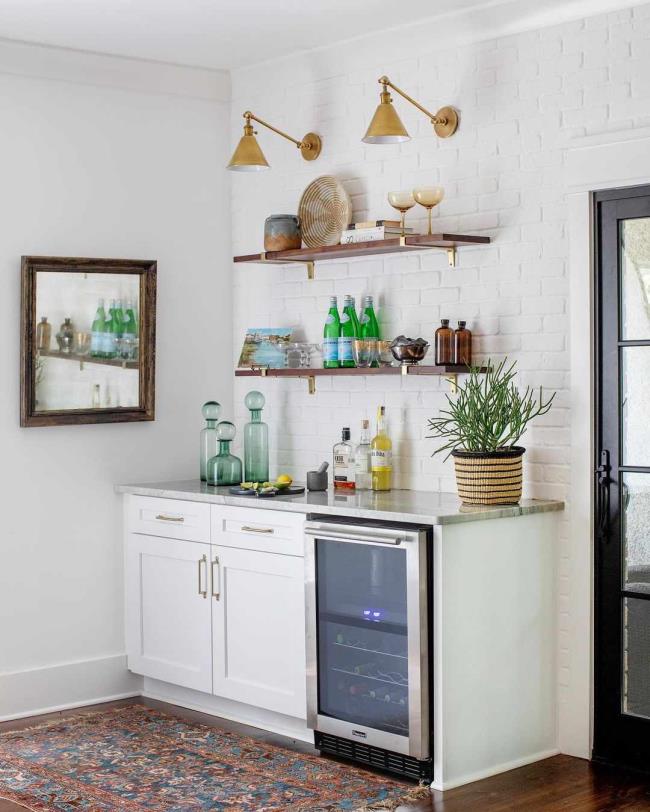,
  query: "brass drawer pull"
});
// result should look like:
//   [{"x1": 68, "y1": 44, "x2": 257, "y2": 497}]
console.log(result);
[
  {"x1": 198, "y1": 555, "x2": 207, "y2": 599},
  {"x1": 241, "y1": 525, "x2": 274, "y2": 534},
  {"x1": 212, "y1": 556, "x2": 220, "y2": 600},
  {"x1": 155, "y1": 514, "x2": 185, "y2": 522}
]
